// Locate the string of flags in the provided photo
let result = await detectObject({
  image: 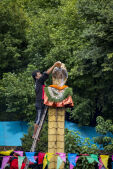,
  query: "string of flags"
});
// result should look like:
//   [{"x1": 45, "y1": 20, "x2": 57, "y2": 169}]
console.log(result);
[{"x1": 0, "y1": 150, "x2": 113, "y2": 169}]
